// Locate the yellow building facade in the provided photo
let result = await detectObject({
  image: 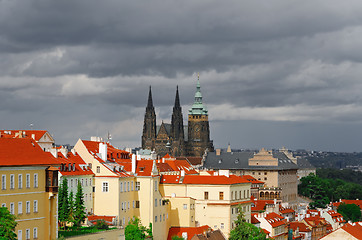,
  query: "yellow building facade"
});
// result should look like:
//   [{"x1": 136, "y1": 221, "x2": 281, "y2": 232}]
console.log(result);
[{"x1": 0, "y1": 138, "x2": 59, "y2": 240}]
